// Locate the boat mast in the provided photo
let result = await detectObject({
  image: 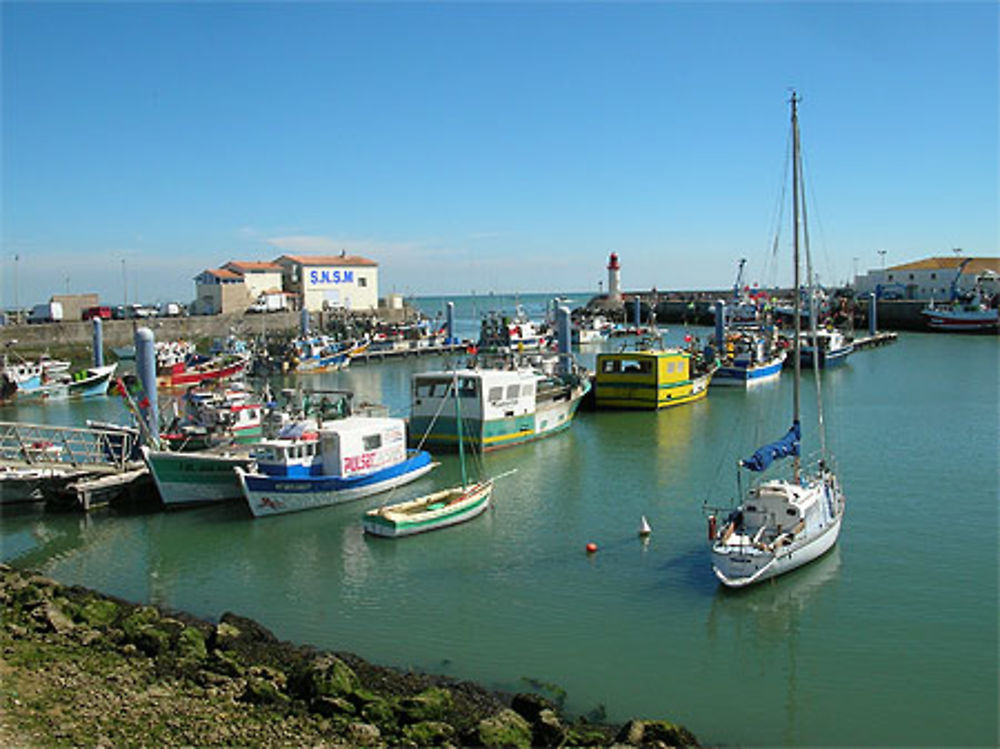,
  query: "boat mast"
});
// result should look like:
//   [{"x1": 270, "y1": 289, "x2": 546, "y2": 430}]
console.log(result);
[
  {"x1": 791, "y1": 90, "x2": 802, "y2": 481},
  {"x1": 452, "y1": 371, "x2": 468, "y2": 488}
]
